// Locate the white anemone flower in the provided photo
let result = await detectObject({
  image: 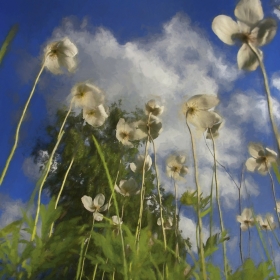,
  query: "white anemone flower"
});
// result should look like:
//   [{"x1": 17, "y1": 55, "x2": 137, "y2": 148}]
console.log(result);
[
  {"x1": 157, "y1": 217, "x2": 173, "y2": 230},
  {"x1": 166, "y1": 155, "x2": 188, "y2": 181},
  {"x1": 71, "y1": 82, "x2": 105, "y2": 109},
  {"x1": 44, "y1": 37, "x2": 78, "y2": 74},
  {"x1": 183, "y1": 95, "x2": 220, "y2": 131},
  {"x1": 212, "y1": 0, "x2": 277, "y2": 71},
  {"x1": 145, "y1": 99, "x2": 164, "y2": 116},
  {"x1": 115, "y1": 178, "x2": 140, "y2": 197},
  {"x1": 81, "y1": 194, "x2": 108, "y2": 221},
  {"x1": 83, "y1": 105, "x2": 108, "y2": 127},
  {"x1": 236, "y1": 208, "x2": 254, "y2": 231},
  {"x1": 133, "y1": 115, "x2": 163, "y2": 140},
  {"x1": 112, "y1": 216, "x2": 123, "y2": 225},
  {"x1": 245, "y1": 142, "x2": 277, "y2": 175},
  {"x1": 116, "y1": 118, "x2": 136, "y2": 147},
  {"x1": 256, "y1": 214, "x2": 276, "y2": 231},
  {"x1": 130, "y1": 154, "x2": 152, "y2": 173},
  {"x1": 206, "y1": 114, "x2": 223, "y2": 139}
]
